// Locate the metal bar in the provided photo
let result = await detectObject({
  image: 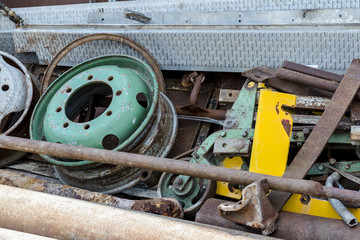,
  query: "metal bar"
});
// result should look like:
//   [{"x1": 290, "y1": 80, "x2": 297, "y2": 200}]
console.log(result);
[
  {"x1": 269, "y1": 59, "x2": 360, "y2": 211},
  {"x1": 326, "y1": 172, "x2": 358, "y2": 227},
  {"x1": 277, "y1": 67, "x2": 360, "y2": 100},
  {"x1": 0, "y1": 135, "x2": 359, "y2": 205},
  {"x1": 0, "y1": 184, "x2": 270, "y2": 240},
  {"x1": 175, "y1": 106, "x2": 226, "y2": 120},
  {"x1": 0, "y1": 169, "x2": 183, "y2": 218},
  {"x1": 282, "y1": 61, "x2": 343, "y2": 83},
  {"x1": 196, "y1": 198, "x2": 360, "y2": 240}
]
